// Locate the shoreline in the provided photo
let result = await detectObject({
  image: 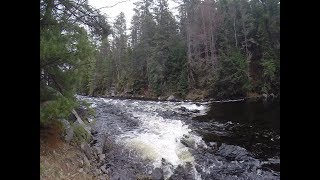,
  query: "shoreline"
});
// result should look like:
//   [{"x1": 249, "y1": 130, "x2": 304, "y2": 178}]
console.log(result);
[{"x1": 78, "y1": 93, "x2": 279, "y2": 103}]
